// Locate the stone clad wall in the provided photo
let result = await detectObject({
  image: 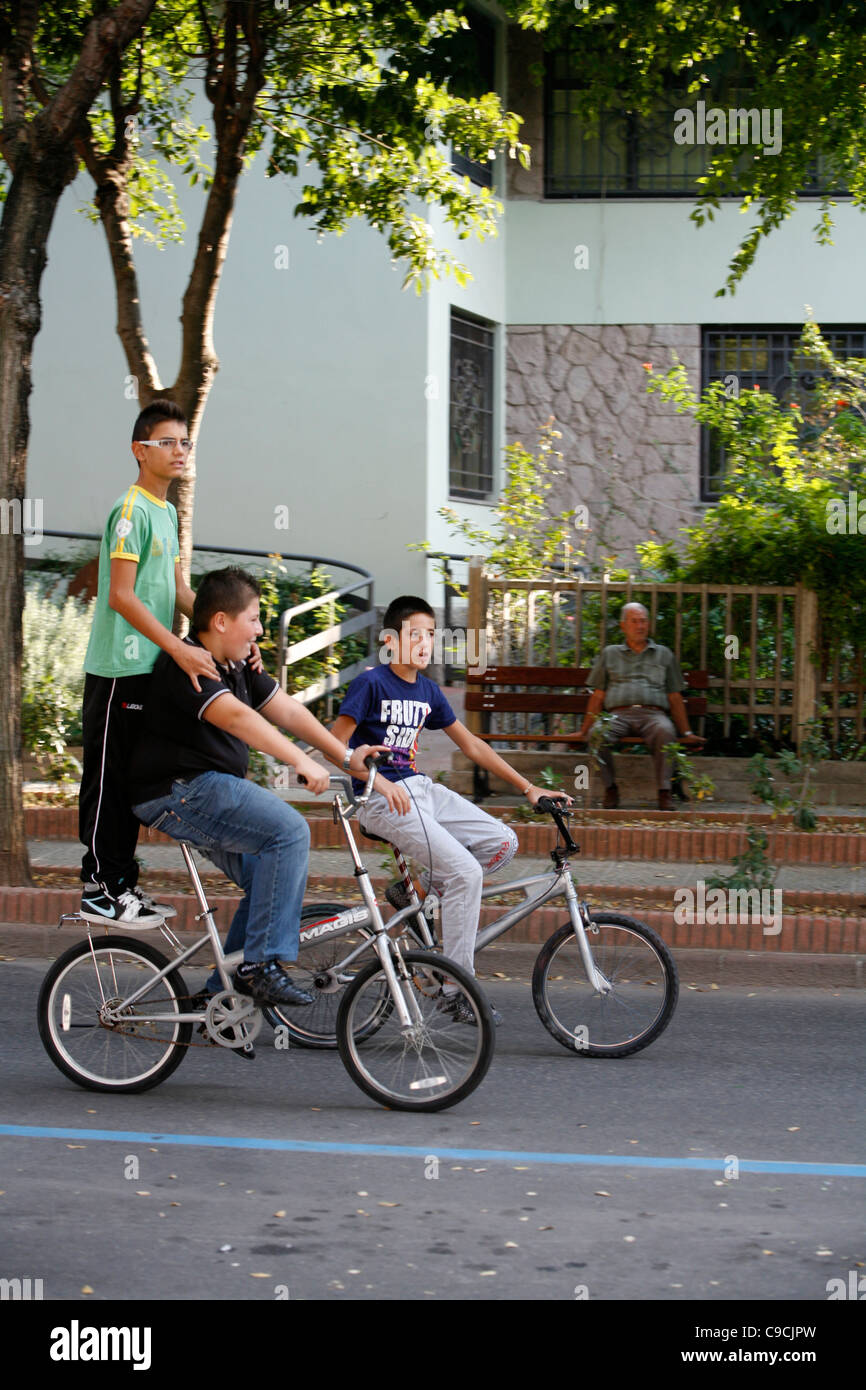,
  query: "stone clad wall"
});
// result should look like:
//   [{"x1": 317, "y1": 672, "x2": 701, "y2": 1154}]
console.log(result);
[{"x1": 506, "y1": 323, "x2": 703, "y2": 567}]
